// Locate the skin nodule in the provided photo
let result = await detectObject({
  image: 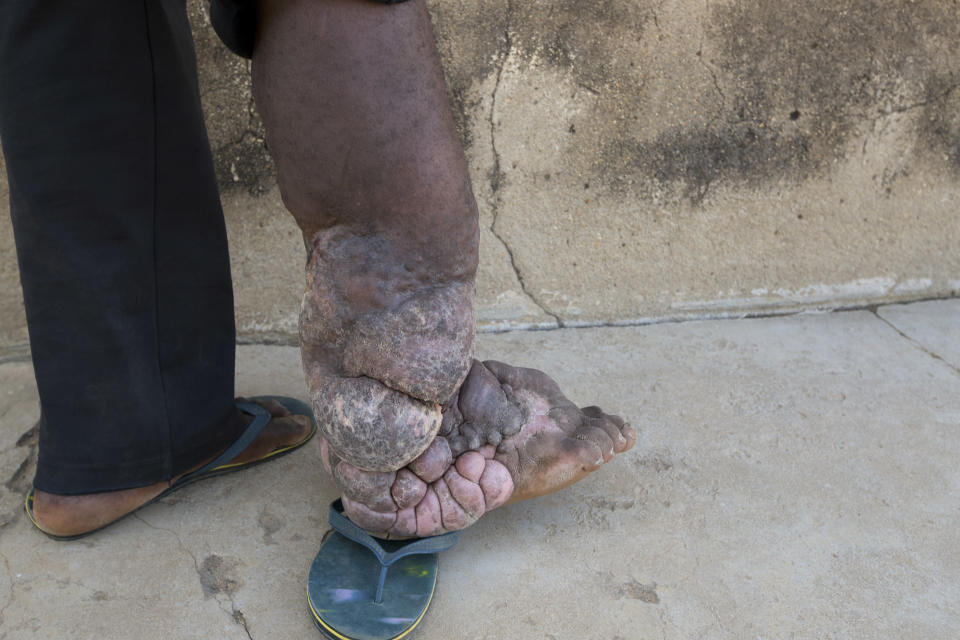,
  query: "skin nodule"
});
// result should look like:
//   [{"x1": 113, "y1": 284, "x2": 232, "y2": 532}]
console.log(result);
[
  {"x1": 252, "y1": 0, "x2": 636, "y2": 536},
  {"x1": 321, "y1": 359, "x2": 636, "y2": 537}
]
